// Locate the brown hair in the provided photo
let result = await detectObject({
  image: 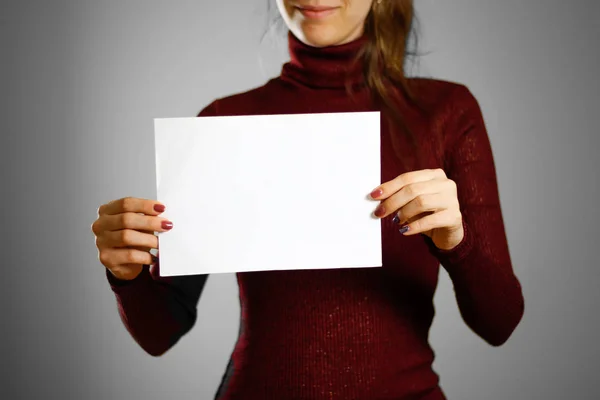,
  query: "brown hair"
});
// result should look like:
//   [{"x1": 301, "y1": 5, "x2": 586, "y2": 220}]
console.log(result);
[
  {"x1": 264, "y1": 0, "x2": 430, "y2": 170},
  {"x1": 353, "y1": 0, "x2": 430, "y2": 170}
]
